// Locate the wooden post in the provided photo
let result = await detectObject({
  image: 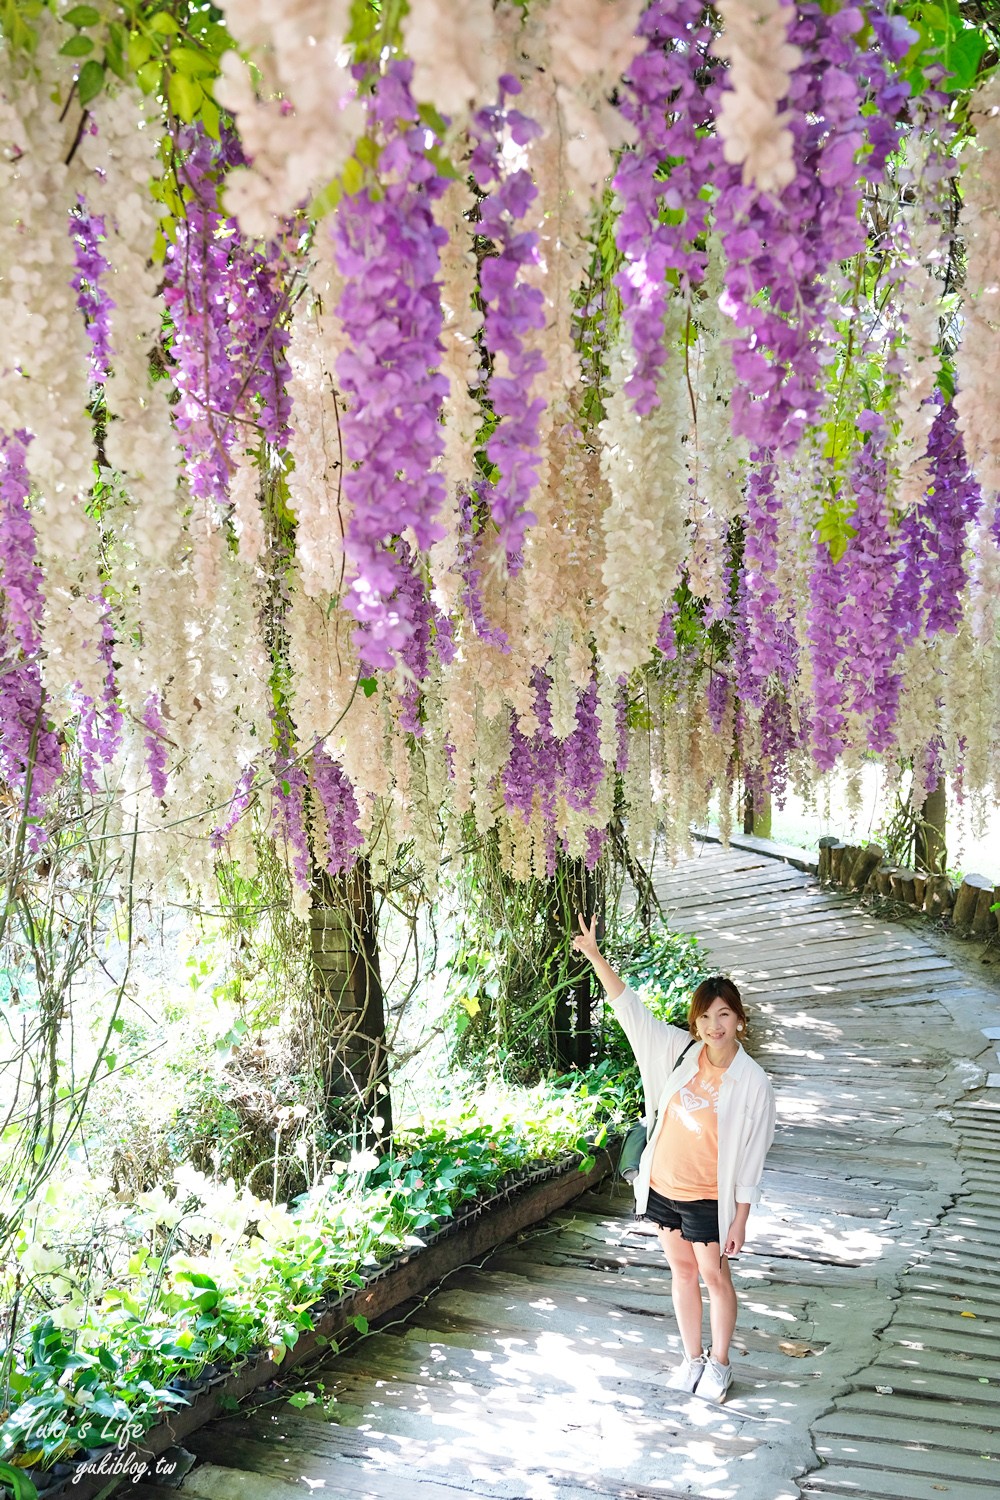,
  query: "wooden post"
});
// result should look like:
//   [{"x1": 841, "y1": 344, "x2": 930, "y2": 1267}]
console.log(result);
[
  {"x1": 890, "y1": 868, "x2": 917, "y2": 906},
  {"x1": 923, "y1": 874, "x2": 955, "y2": 918},
  {"x1": 971, "y1": 885, "x2": 999, "y2": 939},
  {"x1": 817, "y1": 835, "x2": 839, "y2": 883},
  {"x1": 875, "y1": 865, "x2": 896, "y2": 897},
  {"x1": 828, "y1": 842, "x2": 848, "y2": 882},
  {"x1": 309, "y1": 861, "x2": 391, "y2": 1142},
  {"x1": 839, "y1": 845, "x2": 861, "y2": 887},
  {"x1": 915, "y1": 777, "x2": 947, "y2": 874},
  {"x1": 849, "y1": 844, "x2": 883, "y2": 891},
  {"x1": 952, "y1": 874, "x2": 994, "y2": 931}
]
